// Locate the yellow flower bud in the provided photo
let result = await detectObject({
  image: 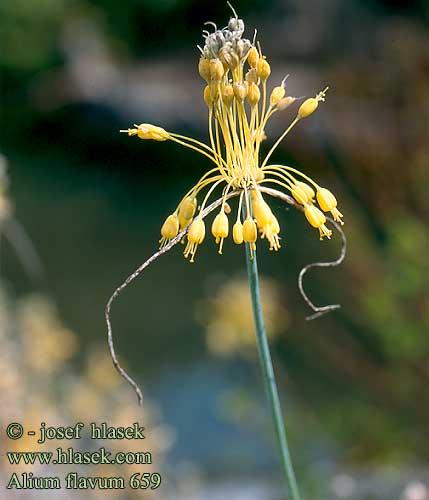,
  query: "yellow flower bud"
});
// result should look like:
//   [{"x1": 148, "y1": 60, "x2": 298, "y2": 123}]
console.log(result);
[
  {"x1": 243, "y1": 218, "x2": 257, "y2": 243},
  {"x1": 209, "y1": 58, "x2": 224, "y2": 81},
  {"x1": 296, "y1": 181, "x2": 315, "y2": 202},
  {"x1": 247, "y1": 47, "x2": 259, "y2": 68},
  {"x1": 211, "y1": 211, "x2": 229, "y2": 254},
  {"x1": 297, "y1": 88, "x2": 328, "y2": 119},
  {"x1": 247, "y1": 83, "x2": 261, "y2": 107},
  {"x1": 316, "y1": 188, "x2": 344, "y2": 224},
  {"x1": 291, "y1": 184, "x2": 309, "y2": 205},
  {"x1": 223, "y1": 202, "x2": 232, "y2": 214},
  {"x1": 135, "y1": 124, "x2": 169, "y2": 141},
  {"x1": 304, "y1": 205, "x2": 332, "y2": 240},
  {"x1": 256, "y1": 58, "x2": 271, "y2": 81},
  {"x1": 198, "y1": 58, "x2": 211, "y2": 82},
  {"x1": 233, "y1": 221, "x2": 244, "y2": 244},
  {"x1": 270, "y1": 86, "x2": 286, "y2": 106},
  {"x1": 298, "y1": 98, "x2": 319, "y2": 119},
  {"x1": 233, "y1": 82, "x2": 247, "y2": 102},
  {"x1": 221, "y1": 85, "x2": 234, "y2": 106}
]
